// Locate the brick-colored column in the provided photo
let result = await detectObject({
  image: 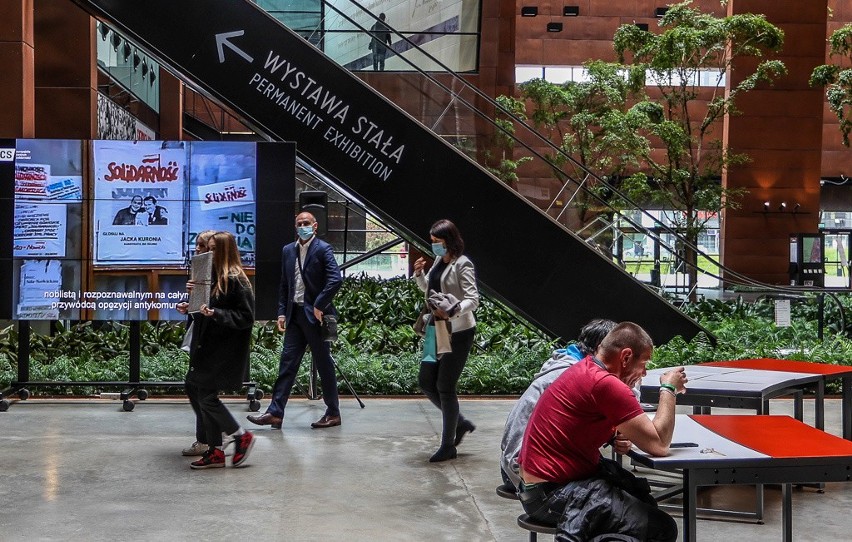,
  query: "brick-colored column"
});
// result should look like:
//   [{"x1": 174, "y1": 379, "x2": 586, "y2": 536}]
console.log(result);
[
  {"x1": 722, "y1": 0, "x2": 827, "y2": 284},
  {"x1": 0, "y1": 0, "x2": 35, "y2": 137},
  {"x1": 33, "y1": 0, "x2": 96, "y2": 139},
  {"x1": 158, "y1": 70, "x2": 184, "y2": 140}
]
